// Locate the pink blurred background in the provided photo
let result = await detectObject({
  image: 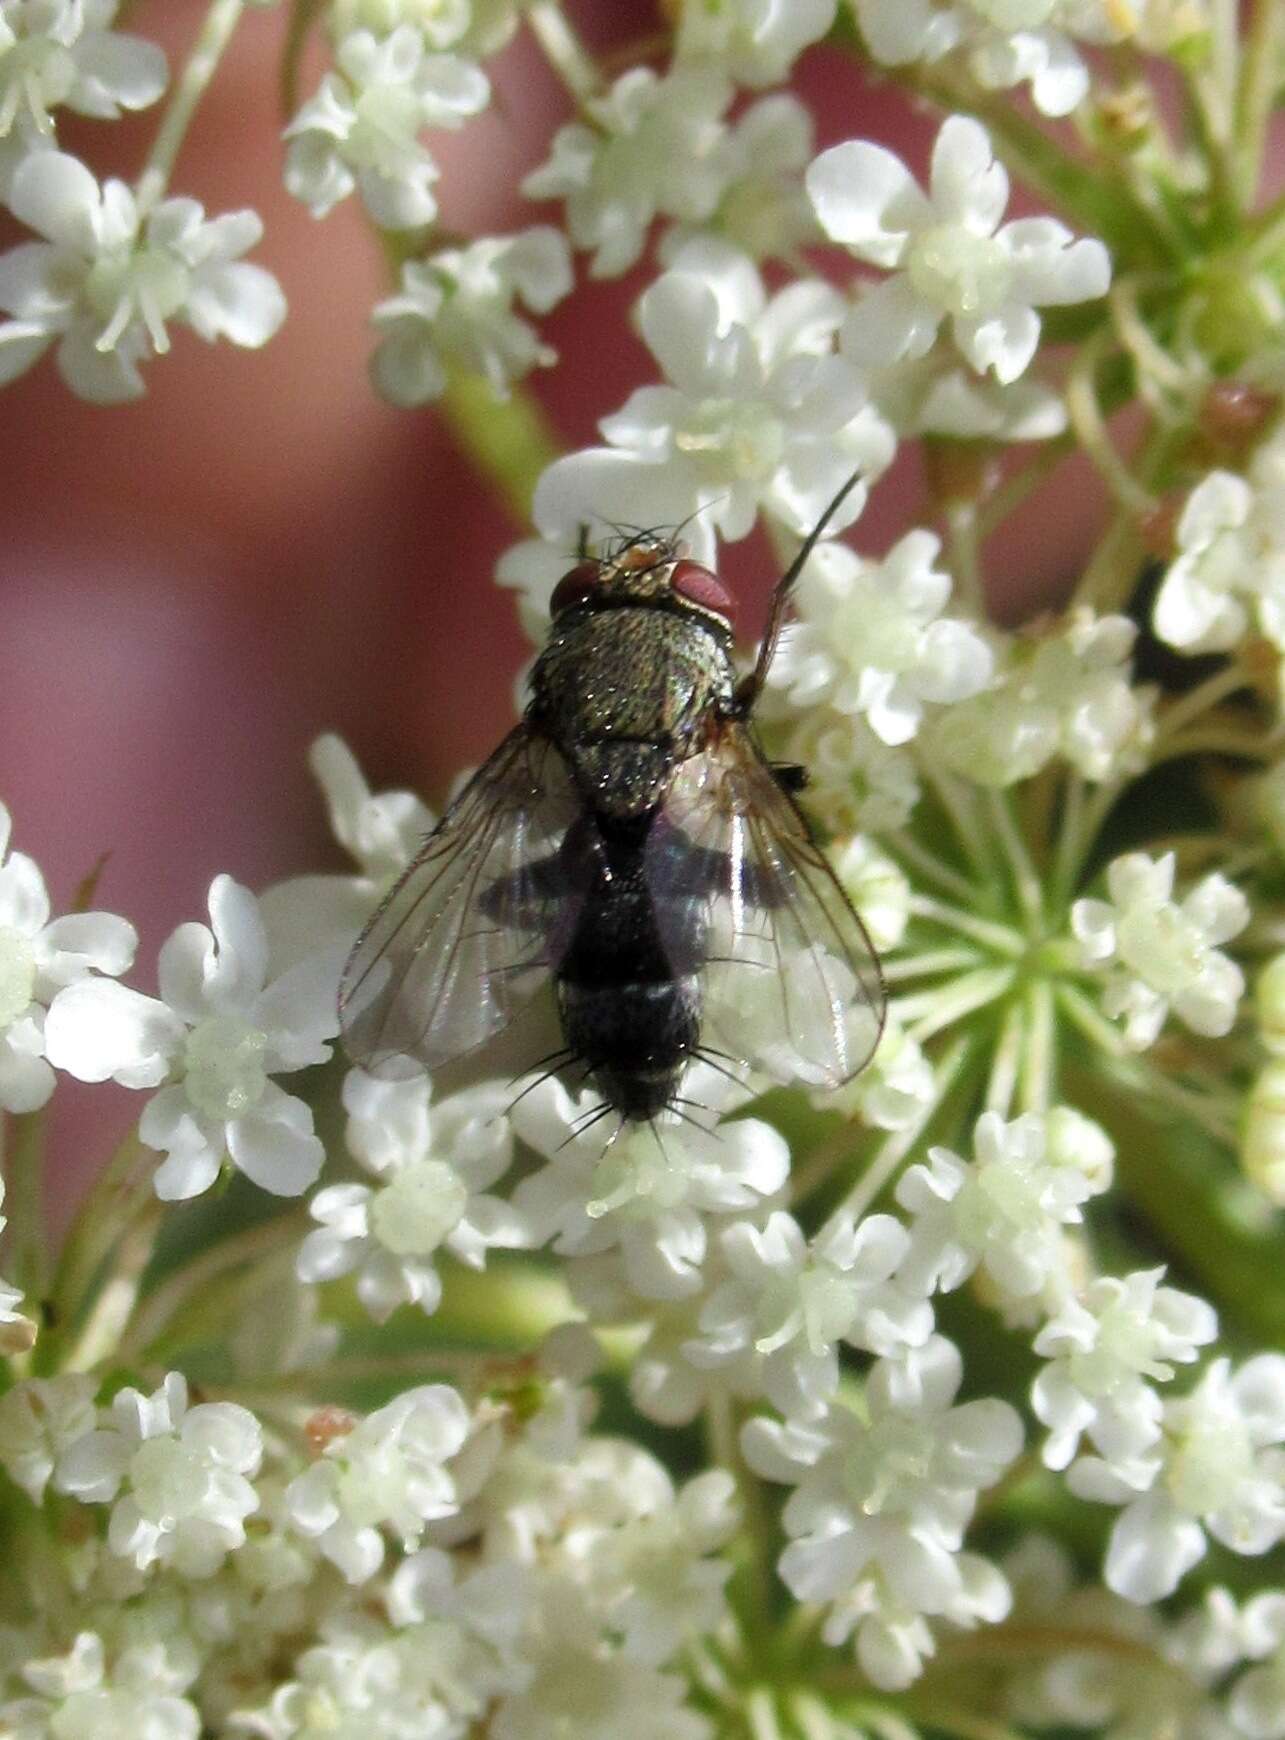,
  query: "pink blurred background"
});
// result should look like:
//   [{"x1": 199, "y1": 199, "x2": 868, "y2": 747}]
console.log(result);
[{"x1": 1, "y1": 1, "x2": 1122, "y2": 1211}]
